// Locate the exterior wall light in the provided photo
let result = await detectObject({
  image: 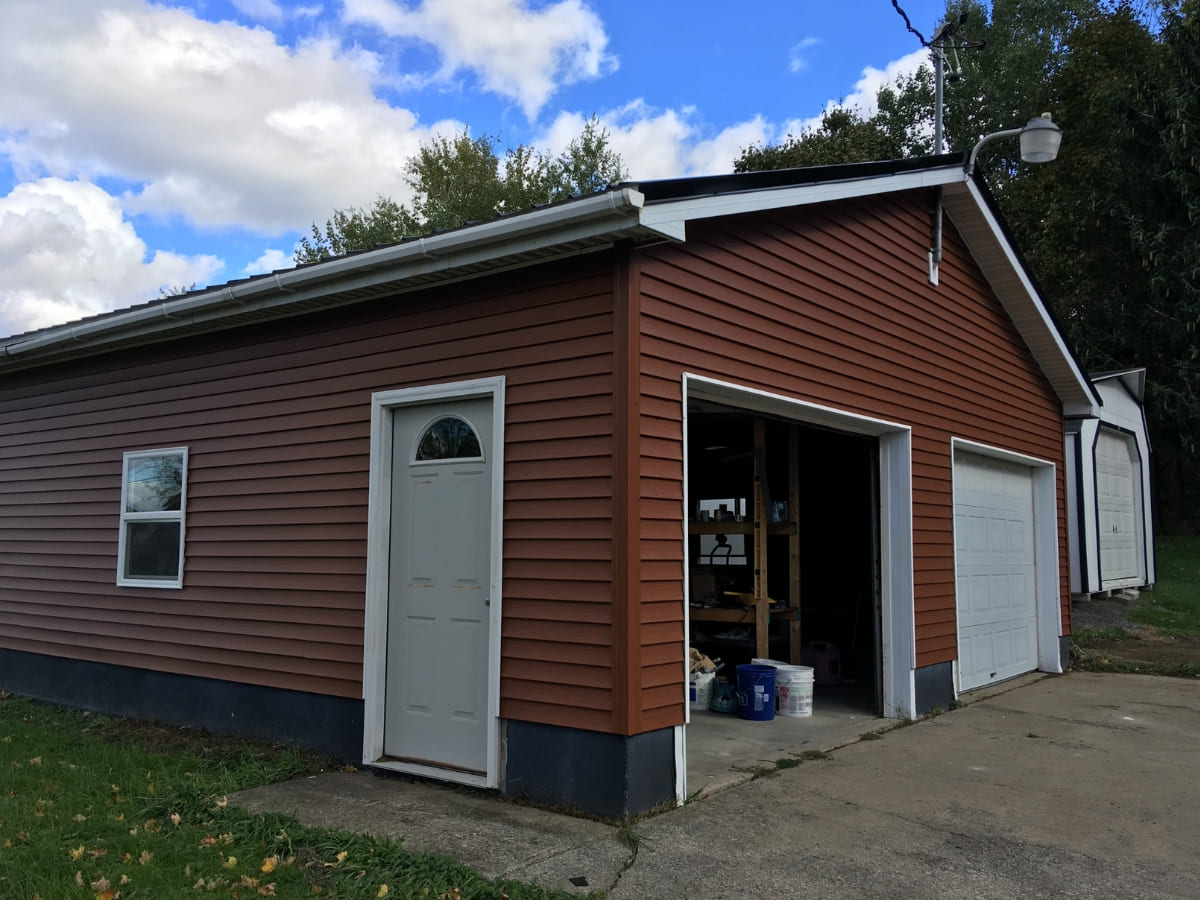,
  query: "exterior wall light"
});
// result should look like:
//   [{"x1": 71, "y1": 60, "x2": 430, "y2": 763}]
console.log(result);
[
  {"x1": 965, "y1": 113, "x2": 1063, "y2": 172},
  {"x1": 930, "y1": 113, "x2": 1064, "y2": 286}
]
